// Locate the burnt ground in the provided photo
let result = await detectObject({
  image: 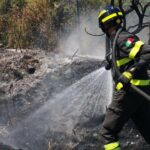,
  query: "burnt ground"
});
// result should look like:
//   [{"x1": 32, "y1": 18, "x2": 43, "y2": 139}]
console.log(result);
[{"x1": 0, "y1": 48, "x2": 150, "y2": 150}]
